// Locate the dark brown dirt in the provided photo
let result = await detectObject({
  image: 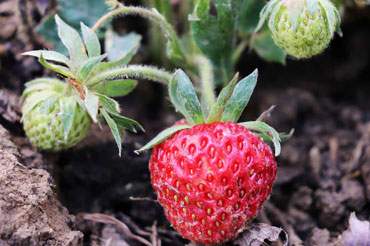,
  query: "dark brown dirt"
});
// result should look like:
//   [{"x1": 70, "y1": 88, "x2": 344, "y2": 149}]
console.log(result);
[
  {"x1": 0, "y1": 0, "x2": 369, "y2": 246},
  {"x1": 0, "y1": 125, "x2": 83, "y2": 246}
]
